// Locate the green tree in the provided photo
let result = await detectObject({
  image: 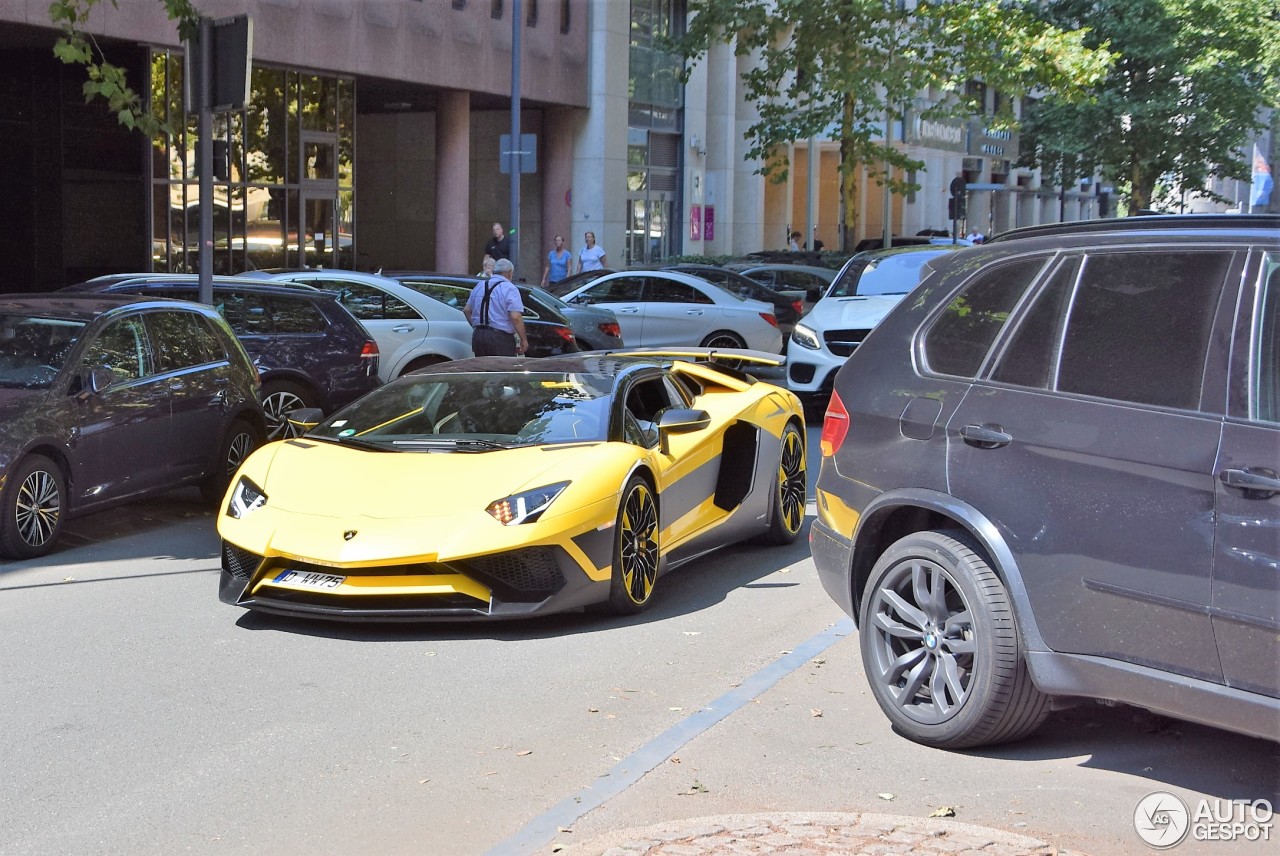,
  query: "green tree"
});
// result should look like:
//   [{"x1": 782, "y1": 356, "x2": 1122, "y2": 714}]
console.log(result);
[
  {"x1": 50, "y1": 0, "x2": 198, "y2": 136},
  {"x1": 668, "y1": 0, "x2": 1112, "y2": 249},
  {"x1": 1020, "y1": 0, "x2": 1280, "y2": 213}
]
